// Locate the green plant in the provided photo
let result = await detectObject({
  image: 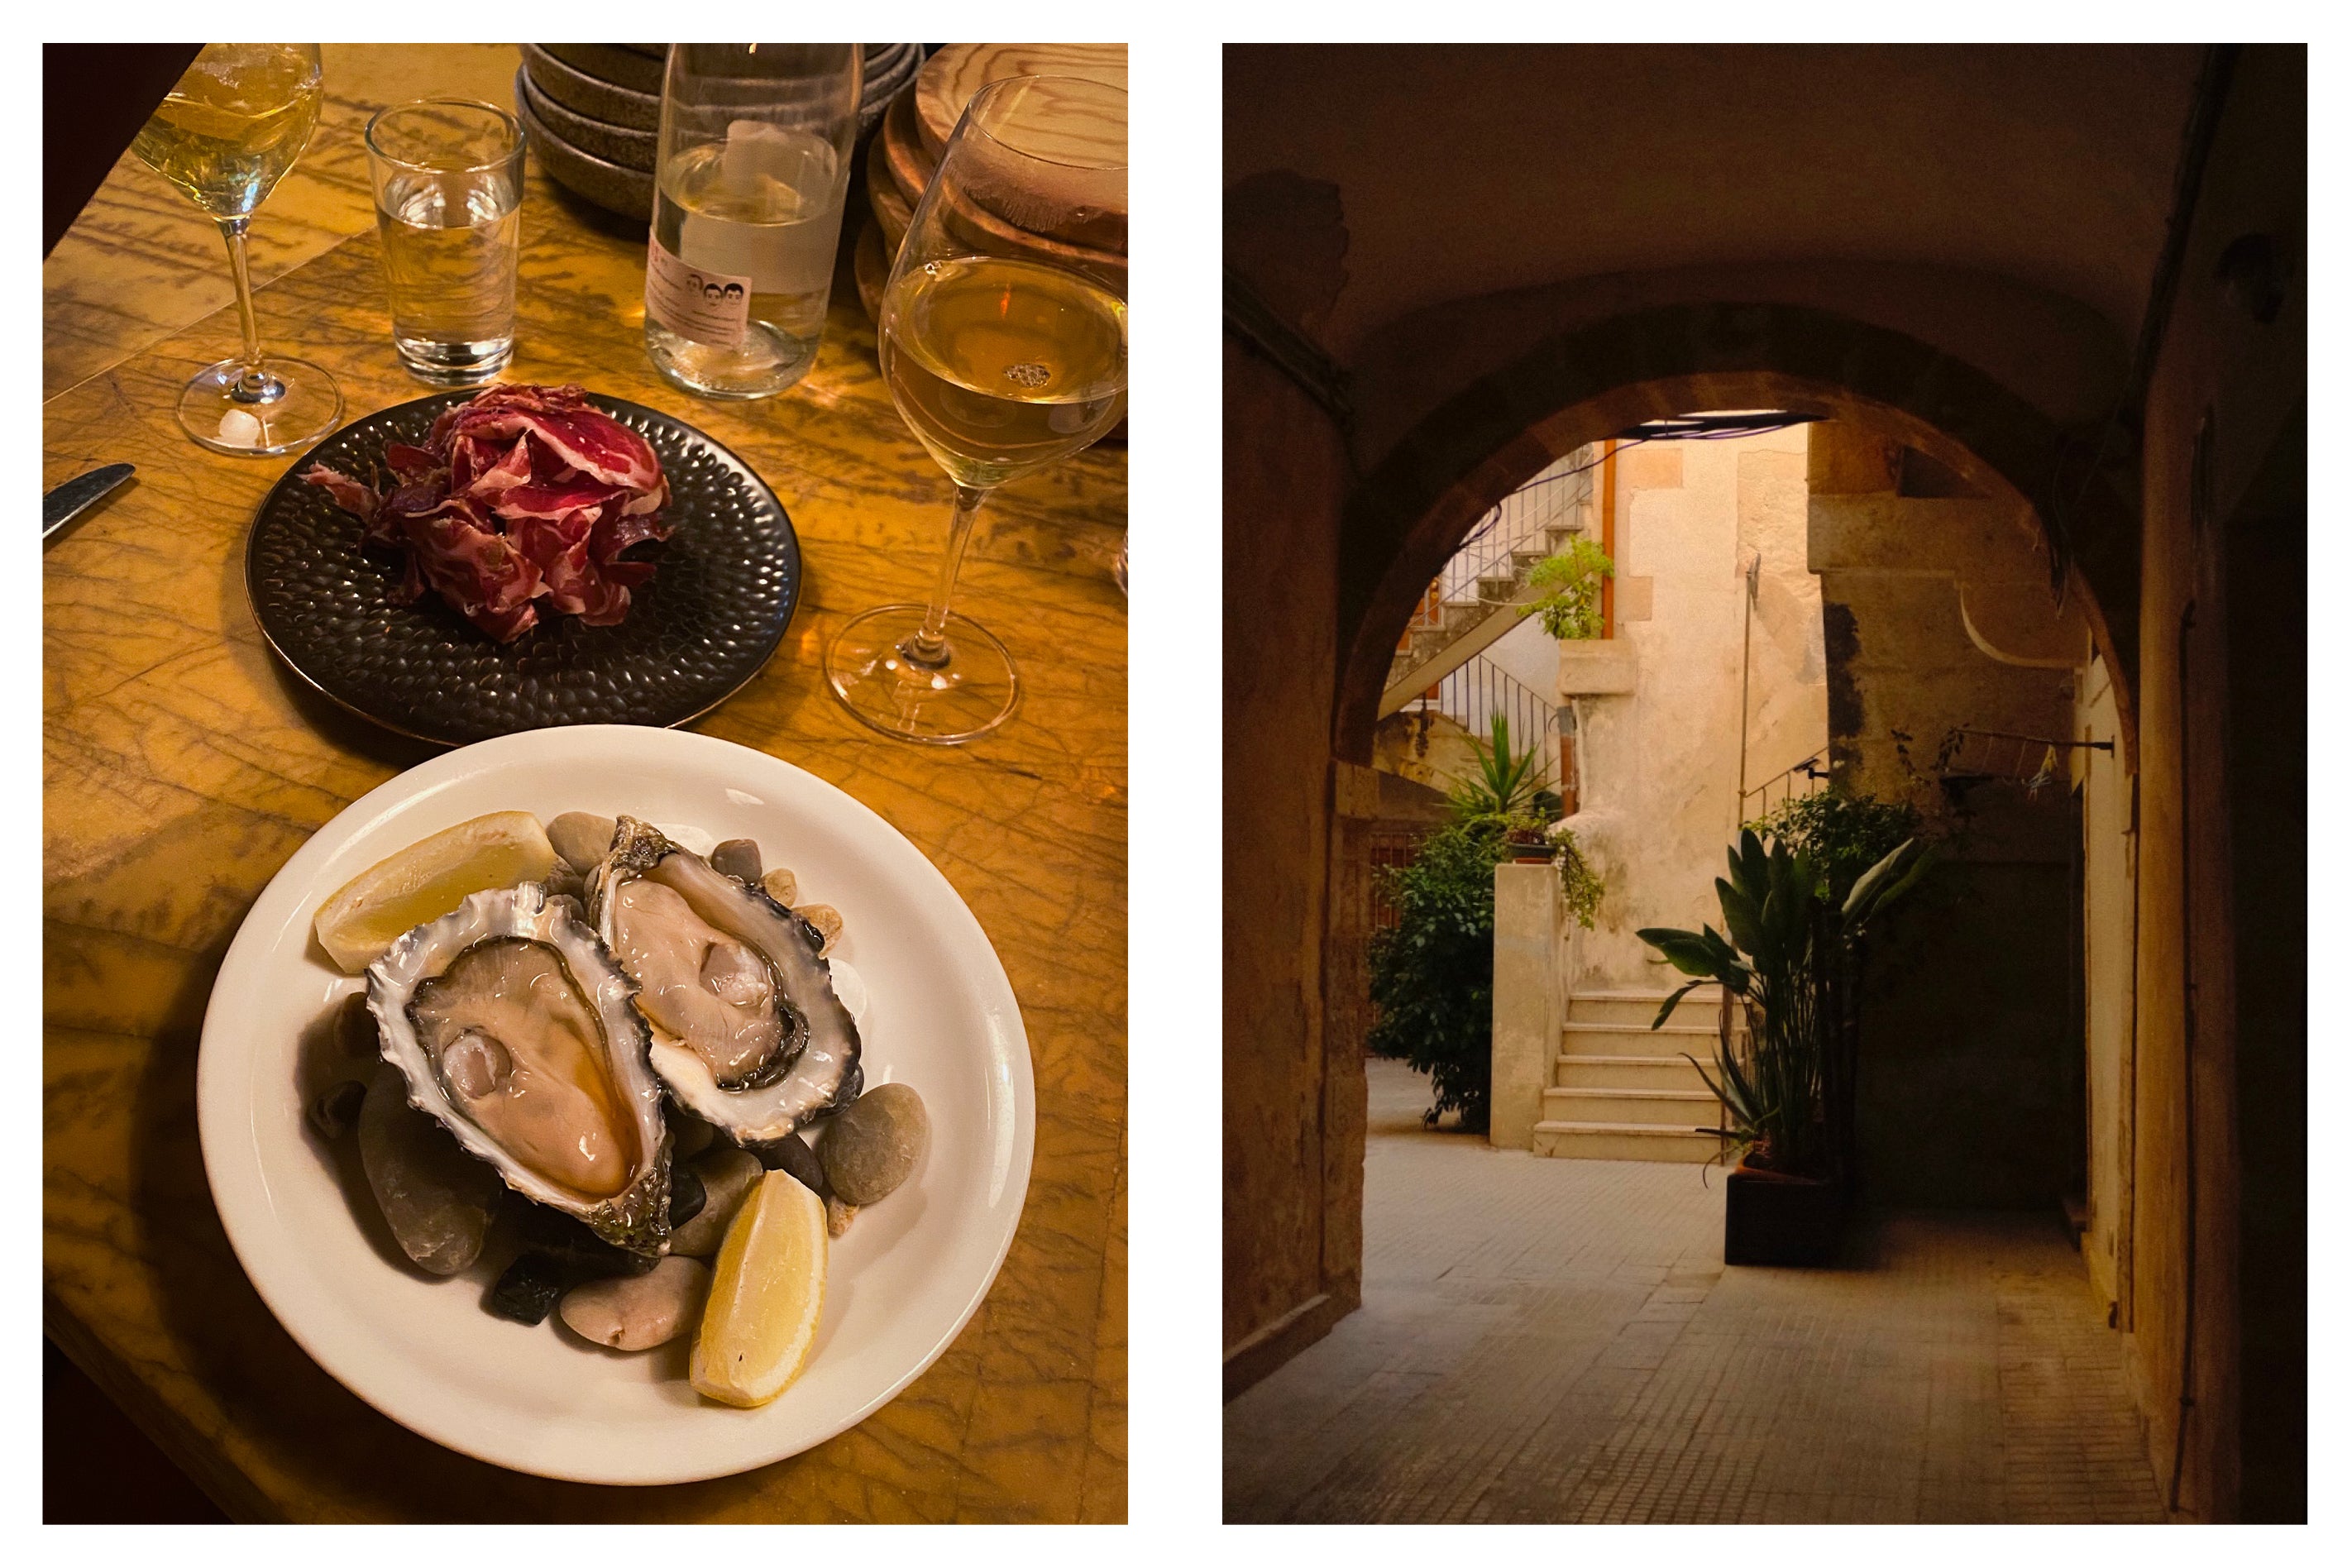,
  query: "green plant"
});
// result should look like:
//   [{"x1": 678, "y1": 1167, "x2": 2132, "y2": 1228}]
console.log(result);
[
  {"x1": 1554, "y1": 829, "x2": 1604, "y2": 930},
  {"x1": 1450, "y1": 711, "x2": 1544, "y2": 824},
  {"x1": 1742, "y1": 790, "x2": 1920, "y2": 906},
  {"x1": 1521, "y1": 538, "x2": 1615, "y2": 640},
  {"x1": 1367, "y1": 814, "x2": 1516, "y2": 1131},
  {"x1": 1637, "y1": 829, "x2": 1933, "y2": 1177}
]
